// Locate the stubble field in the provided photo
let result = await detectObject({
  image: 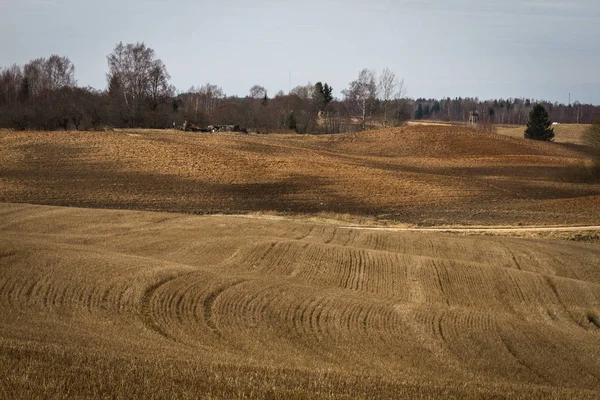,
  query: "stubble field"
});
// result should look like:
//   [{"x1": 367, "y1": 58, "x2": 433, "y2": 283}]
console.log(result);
[{"x1": 1, "y1": 126, "x2": 600, "y2": 398}]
